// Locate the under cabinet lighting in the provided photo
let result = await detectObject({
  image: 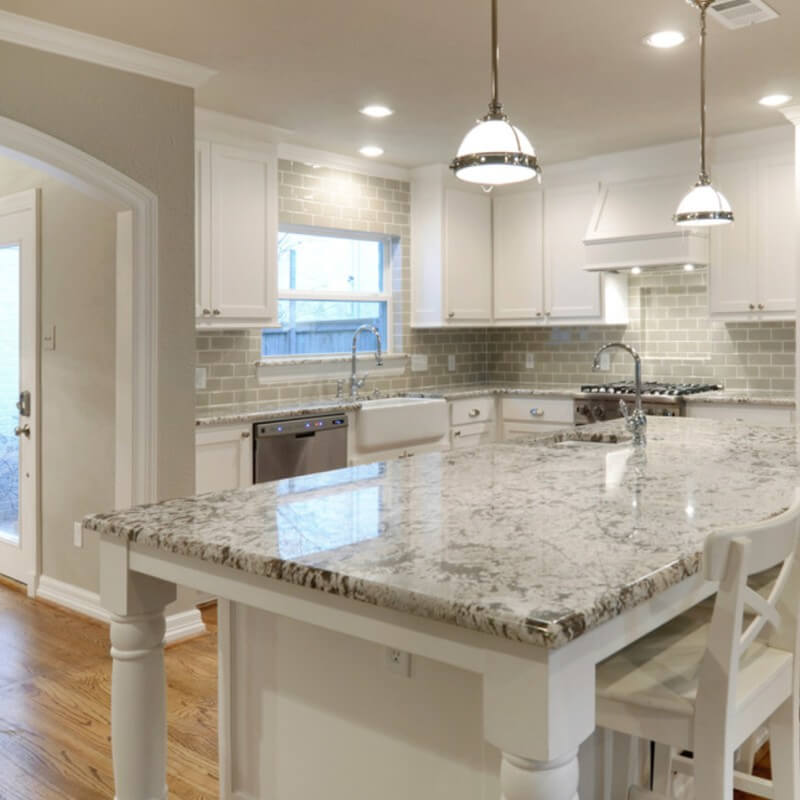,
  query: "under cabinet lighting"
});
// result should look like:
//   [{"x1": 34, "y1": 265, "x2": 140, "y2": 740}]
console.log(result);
[
  {"x1": 359, "y1": 145, "x2": 384, "y2": 158},
  {"x1": 360, "y1": 105, "x2": 394, "y2": 118},
  {"x1": 644, "y1": 30, "x2": 686, "y2": 49},
  {"x1": 683, "y1": 263, "x2": 695, "y2": 271},
  {"x1": 759, "y1": 94, "x2": 792, "y2": 107}
]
